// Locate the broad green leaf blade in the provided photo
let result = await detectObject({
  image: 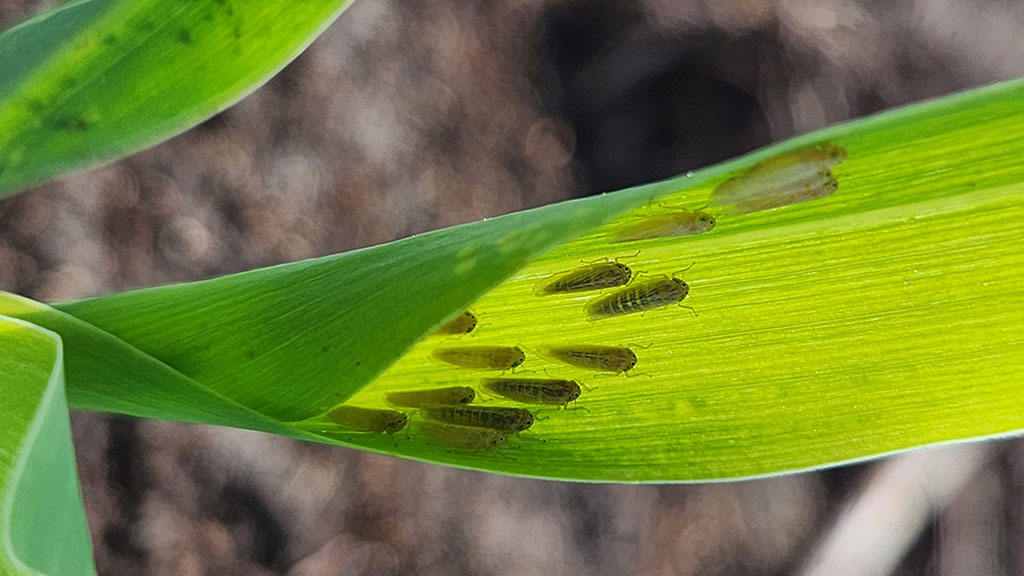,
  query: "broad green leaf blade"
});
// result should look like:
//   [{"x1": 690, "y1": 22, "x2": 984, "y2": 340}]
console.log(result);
[
  {"x1": 9, "y1": 78, "x2": 1024, "y2": 482},
  {"x1": 42, "y1": 195, "x2": 643, "y2": 422},
  {"x1": 0, "y1": 0, "x2": 355, "y2": 198},
  {"x1": 0, "y1": 316, "x2": 94, "y2": 575}
]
